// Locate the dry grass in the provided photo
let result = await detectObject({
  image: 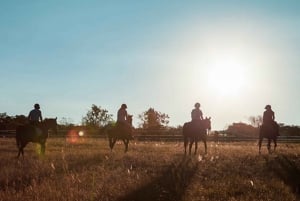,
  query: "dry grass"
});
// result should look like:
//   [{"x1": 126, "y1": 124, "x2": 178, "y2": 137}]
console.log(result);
[{"x1": 0, "y1": 137, "x2": 299, "y2": 201}]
